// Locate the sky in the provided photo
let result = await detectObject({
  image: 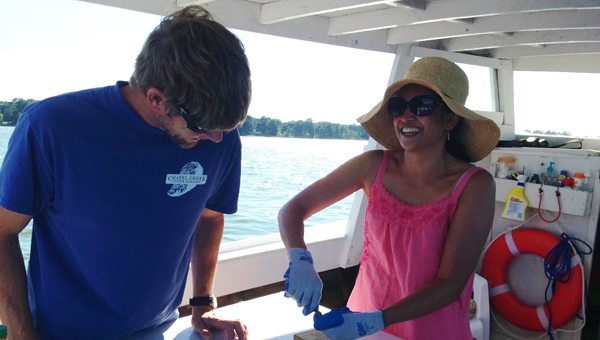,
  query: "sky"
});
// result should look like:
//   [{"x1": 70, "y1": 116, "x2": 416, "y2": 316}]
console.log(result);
[
  {"x1": 1, "y1": 0, "x2": 599, "y2": 136},
  {"x1": 0, "y1": 0, "x2": 393, "y2": 126}
]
